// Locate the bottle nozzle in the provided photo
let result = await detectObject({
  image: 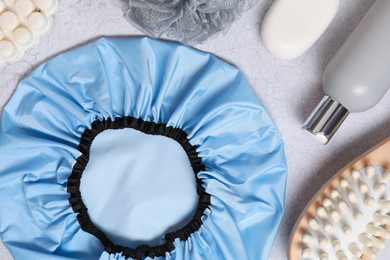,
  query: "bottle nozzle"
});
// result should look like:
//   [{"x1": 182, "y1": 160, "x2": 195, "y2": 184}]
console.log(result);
[{"x1": 303, "y1": 95, "x2": 349, "y2": 144}]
